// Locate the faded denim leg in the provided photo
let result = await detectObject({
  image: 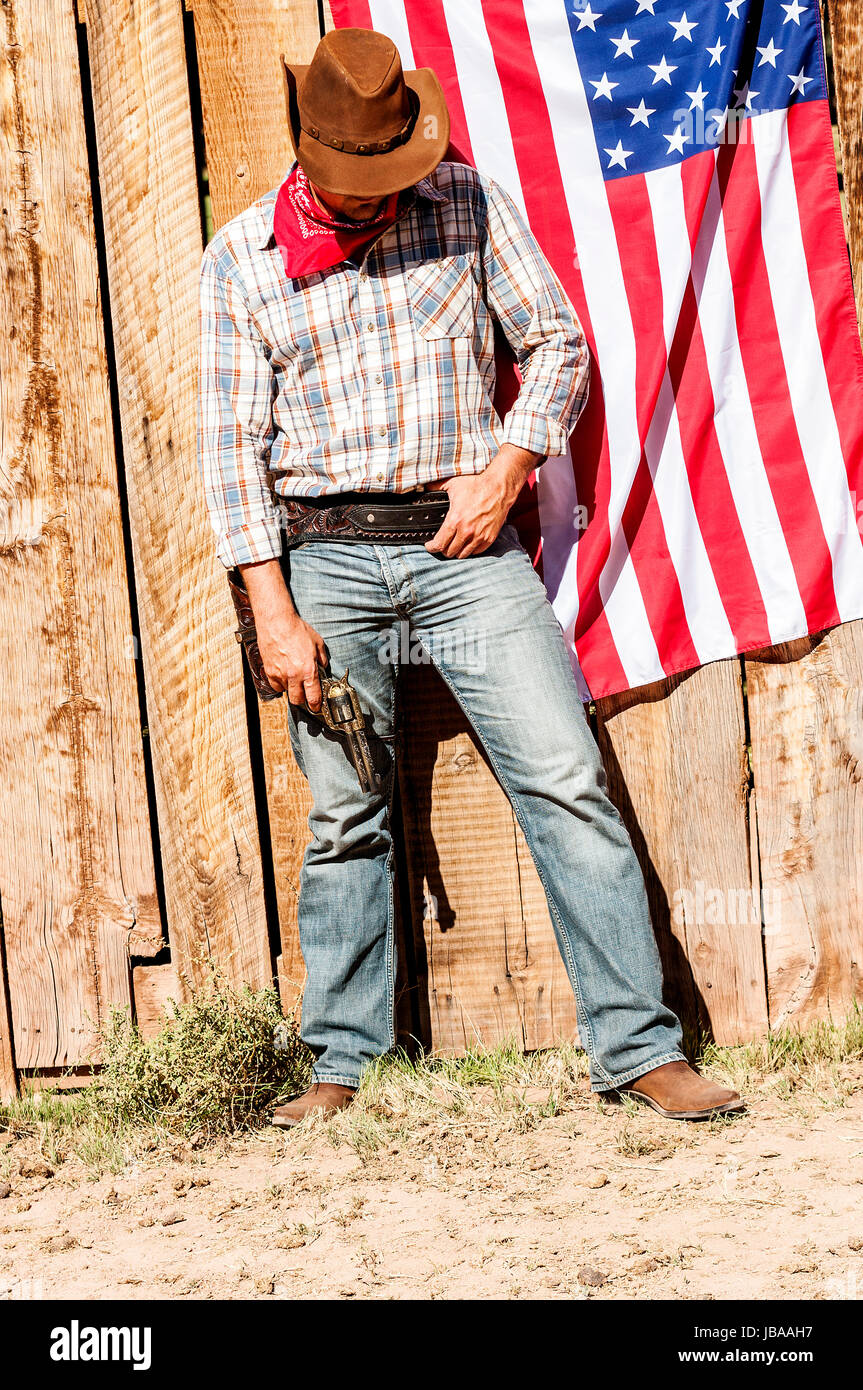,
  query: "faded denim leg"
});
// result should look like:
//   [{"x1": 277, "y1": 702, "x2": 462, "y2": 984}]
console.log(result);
[
  {"x1": 395, "y1": 527, "x2": 686, "y2": 1091},
  {"x1": 285, "y1": 543, "x2": 402, "y2": 1088}
]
